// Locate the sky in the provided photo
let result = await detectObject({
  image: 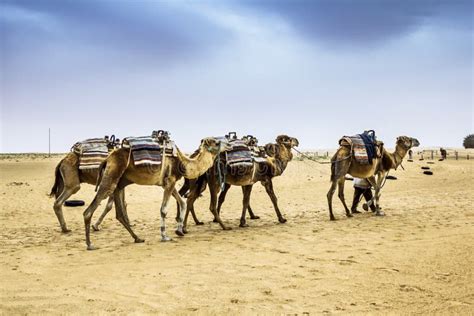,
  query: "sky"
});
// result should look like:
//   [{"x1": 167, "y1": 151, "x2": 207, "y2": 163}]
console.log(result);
[{"x1": 1, "y1": 0, "x2": 472, "y2": 152}]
